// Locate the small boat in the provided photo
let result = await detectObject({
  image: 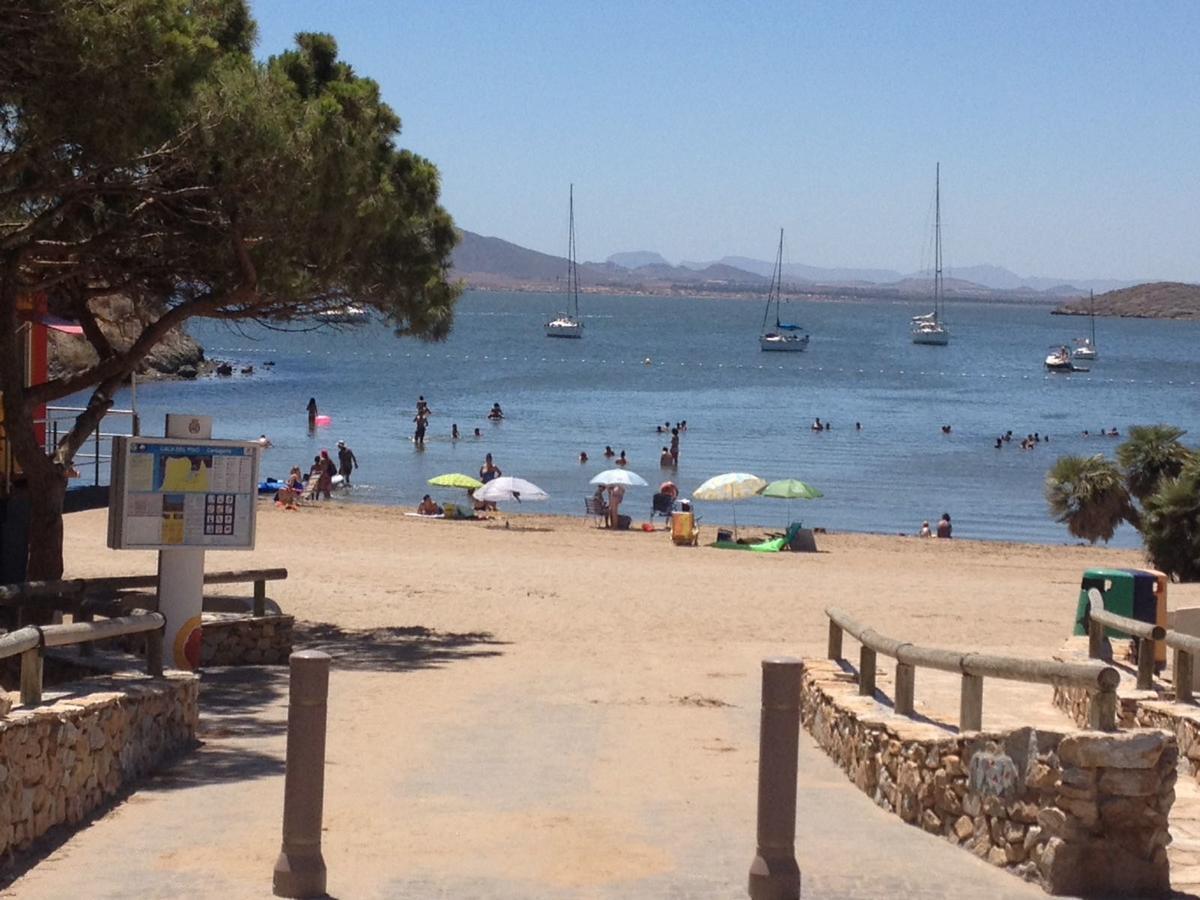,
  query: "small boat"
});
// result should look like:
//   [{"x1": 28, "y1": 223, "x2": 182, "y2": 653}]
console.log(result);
[
  {"x1": 1073, "y1": 290, "x2": 1098, "y2": 360},
  {"x1": 317, "y1": 305, "x2": 370, "y2": 324},
  {"x1": 1045, "y1": 345, "x2": 1088, "y2": 373},
  {"x1": 759, "y1": 229, "x2": 809, "y2": 352},
  {"x1": 912, "y1": 164, "x2": 950, "y2": 346},
  {"x1": 545, "y1": 185, "x2": 583, "y2": 339}
]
